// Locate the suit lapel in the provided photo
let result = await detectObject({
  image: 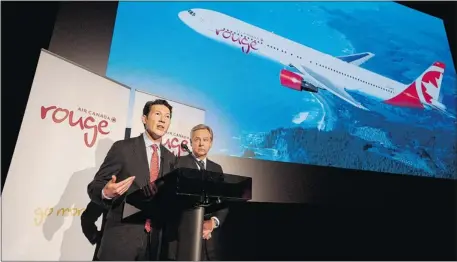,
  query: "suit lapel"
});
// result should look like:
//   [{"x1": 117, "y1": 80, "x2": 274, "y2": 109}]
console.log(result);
[
  {"x1": 206, "y1": 160, "x2": 215, "y2": 172},
  {"x1": 131, "y1": 135, "x2": 150, "y2": 188}
]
